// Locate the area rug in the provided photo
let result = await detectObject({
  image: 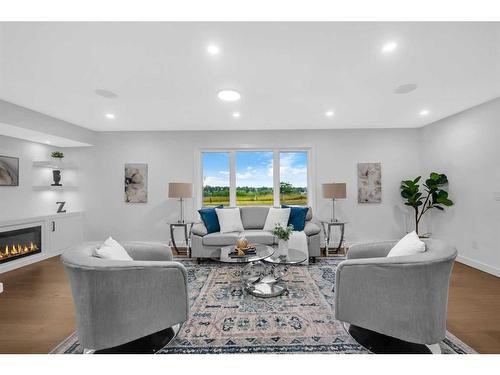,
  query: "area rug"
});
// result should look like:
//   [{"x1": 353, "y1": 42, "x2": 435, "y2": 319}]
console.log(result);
[{"x1": 53, "y1": 258, "x2": 475, "y2": 354}]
